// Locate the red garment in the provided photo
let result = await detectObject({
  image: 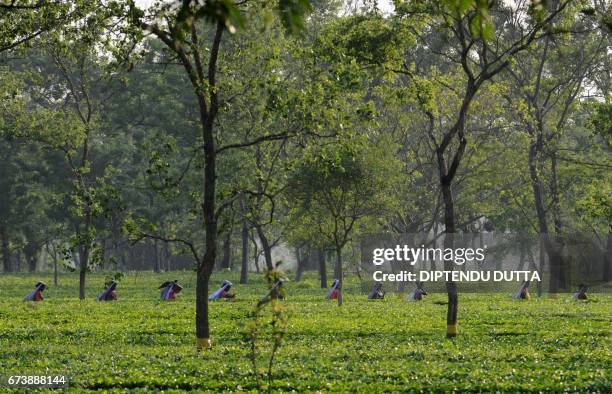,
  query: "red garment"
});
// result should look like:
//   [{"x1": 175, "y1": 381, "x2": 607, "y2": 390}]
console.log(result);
[
  {"x1": 331, "y1": 290, "x2": 338, "y2": 300},
  {"x1": 33, "y1": 290, "x2": 43, "y2": 301}
]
